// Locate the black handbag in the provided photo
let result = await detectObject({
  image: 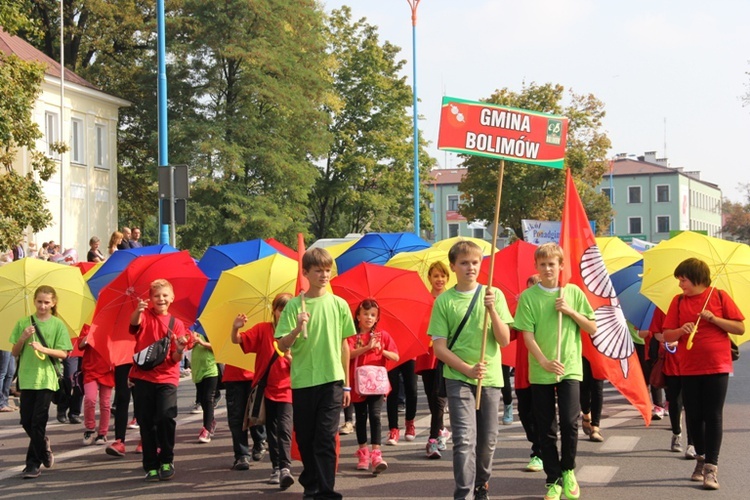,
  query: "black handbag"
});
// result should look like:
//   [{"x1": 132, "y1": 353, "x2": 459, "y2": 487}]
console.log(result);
[
  {"x1": 30, "y1": 316, "x2": 68, "y2": 405},
  {"x1": 133, "y1": 317, "x2": 175, "y2": 370},
  {"x1": 435, "y1": 286, "x2": 482, "y2": 398},
  {"x1": 244, "y1": 352, "x2": 279, "y2": 429}
]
